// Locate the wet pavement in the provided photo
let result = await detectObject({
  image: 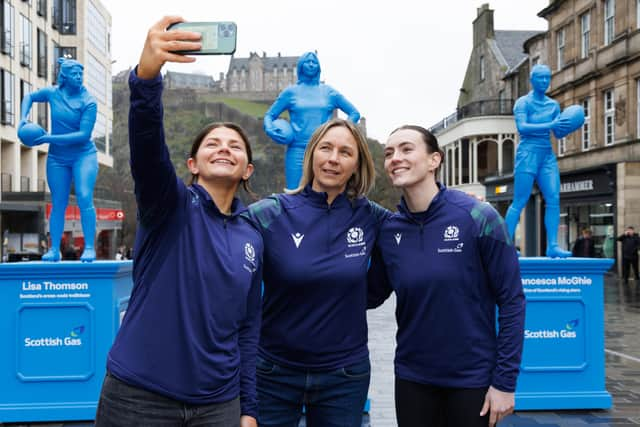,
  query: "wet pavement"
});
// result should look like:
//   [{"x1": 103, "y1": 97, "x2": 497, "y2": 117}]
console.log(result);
[
  {"x1": 2, "y1": 274, "x2": 639, "y2": 427},
  {"x1": 366, "y1": 272, "x2": 640, "y2": 426}
]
